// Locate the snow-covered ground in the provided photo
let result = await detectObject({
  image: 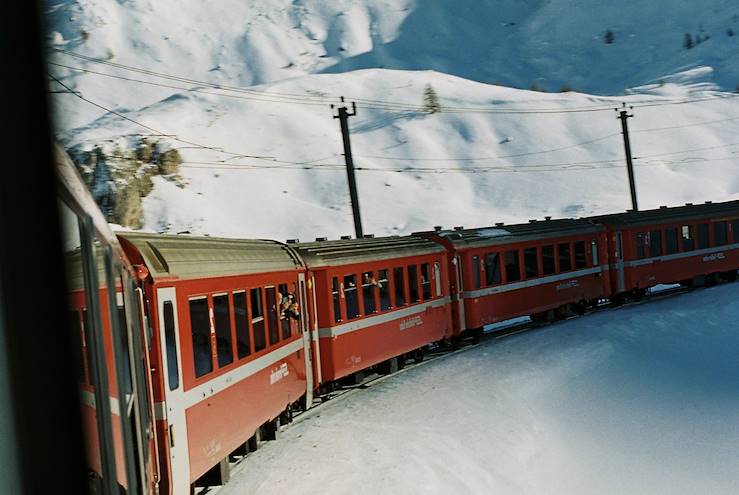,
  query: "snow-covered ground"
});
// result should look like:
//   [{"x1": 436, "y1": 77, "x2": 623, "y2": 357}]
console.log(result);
[{"x1": 217, "y1": 284, "x2": 739, "y2": 495}]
